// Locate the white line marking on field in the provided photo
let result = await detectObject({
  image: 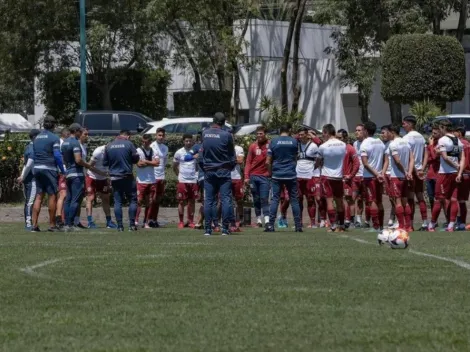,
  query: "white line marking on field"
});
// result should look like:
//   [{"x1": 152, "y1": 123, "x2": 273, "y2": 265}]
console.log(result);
[
  {"x1": 337, "y1": 233, "x2": 470, "y2": 272},
  {"x1": 20, "y1": 258, "x2": 71, "y2": 275}
]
